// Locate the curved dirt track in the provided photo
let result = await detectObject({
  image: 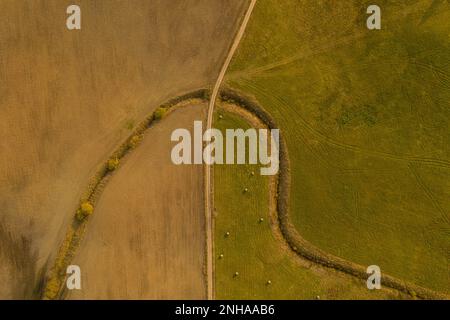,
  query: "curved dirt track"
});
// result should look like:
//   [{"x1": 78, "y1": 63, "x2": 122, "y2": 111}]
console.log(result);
[{"x1": 67, "y1": 104, "x2": 207, "y2": 299}]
